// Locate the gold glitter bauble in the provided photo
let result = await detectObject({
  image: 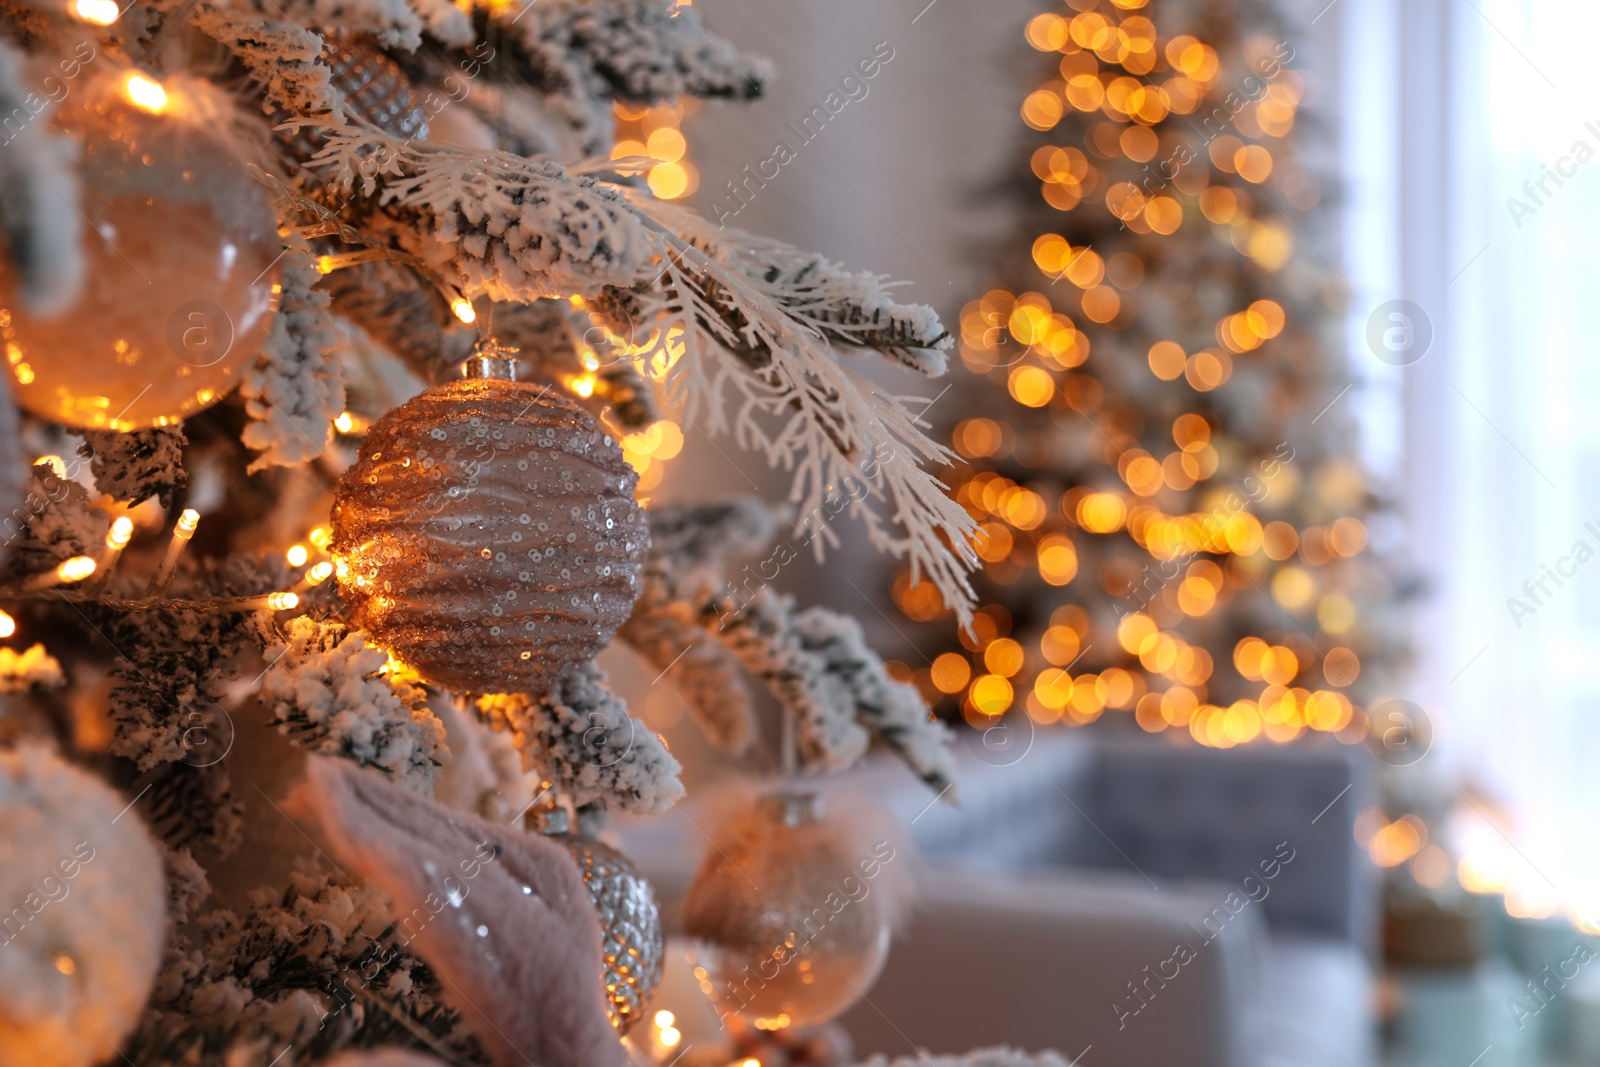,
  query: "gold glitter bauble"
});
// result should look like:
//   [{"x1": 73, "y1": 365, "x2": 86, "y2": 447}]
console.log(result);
[
  {"x1": 551, "y1": 833, "x2": 664, "y2": 1033},
  {"x1": 331, "y1": 375, "x2": 647, "y2": 695},
  {"x1": 684, "y1": 792, "x2": 892, "y2": 1030},
  {"x1": 0, "y1": 84, "x2": 282, "y2": 430}
]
